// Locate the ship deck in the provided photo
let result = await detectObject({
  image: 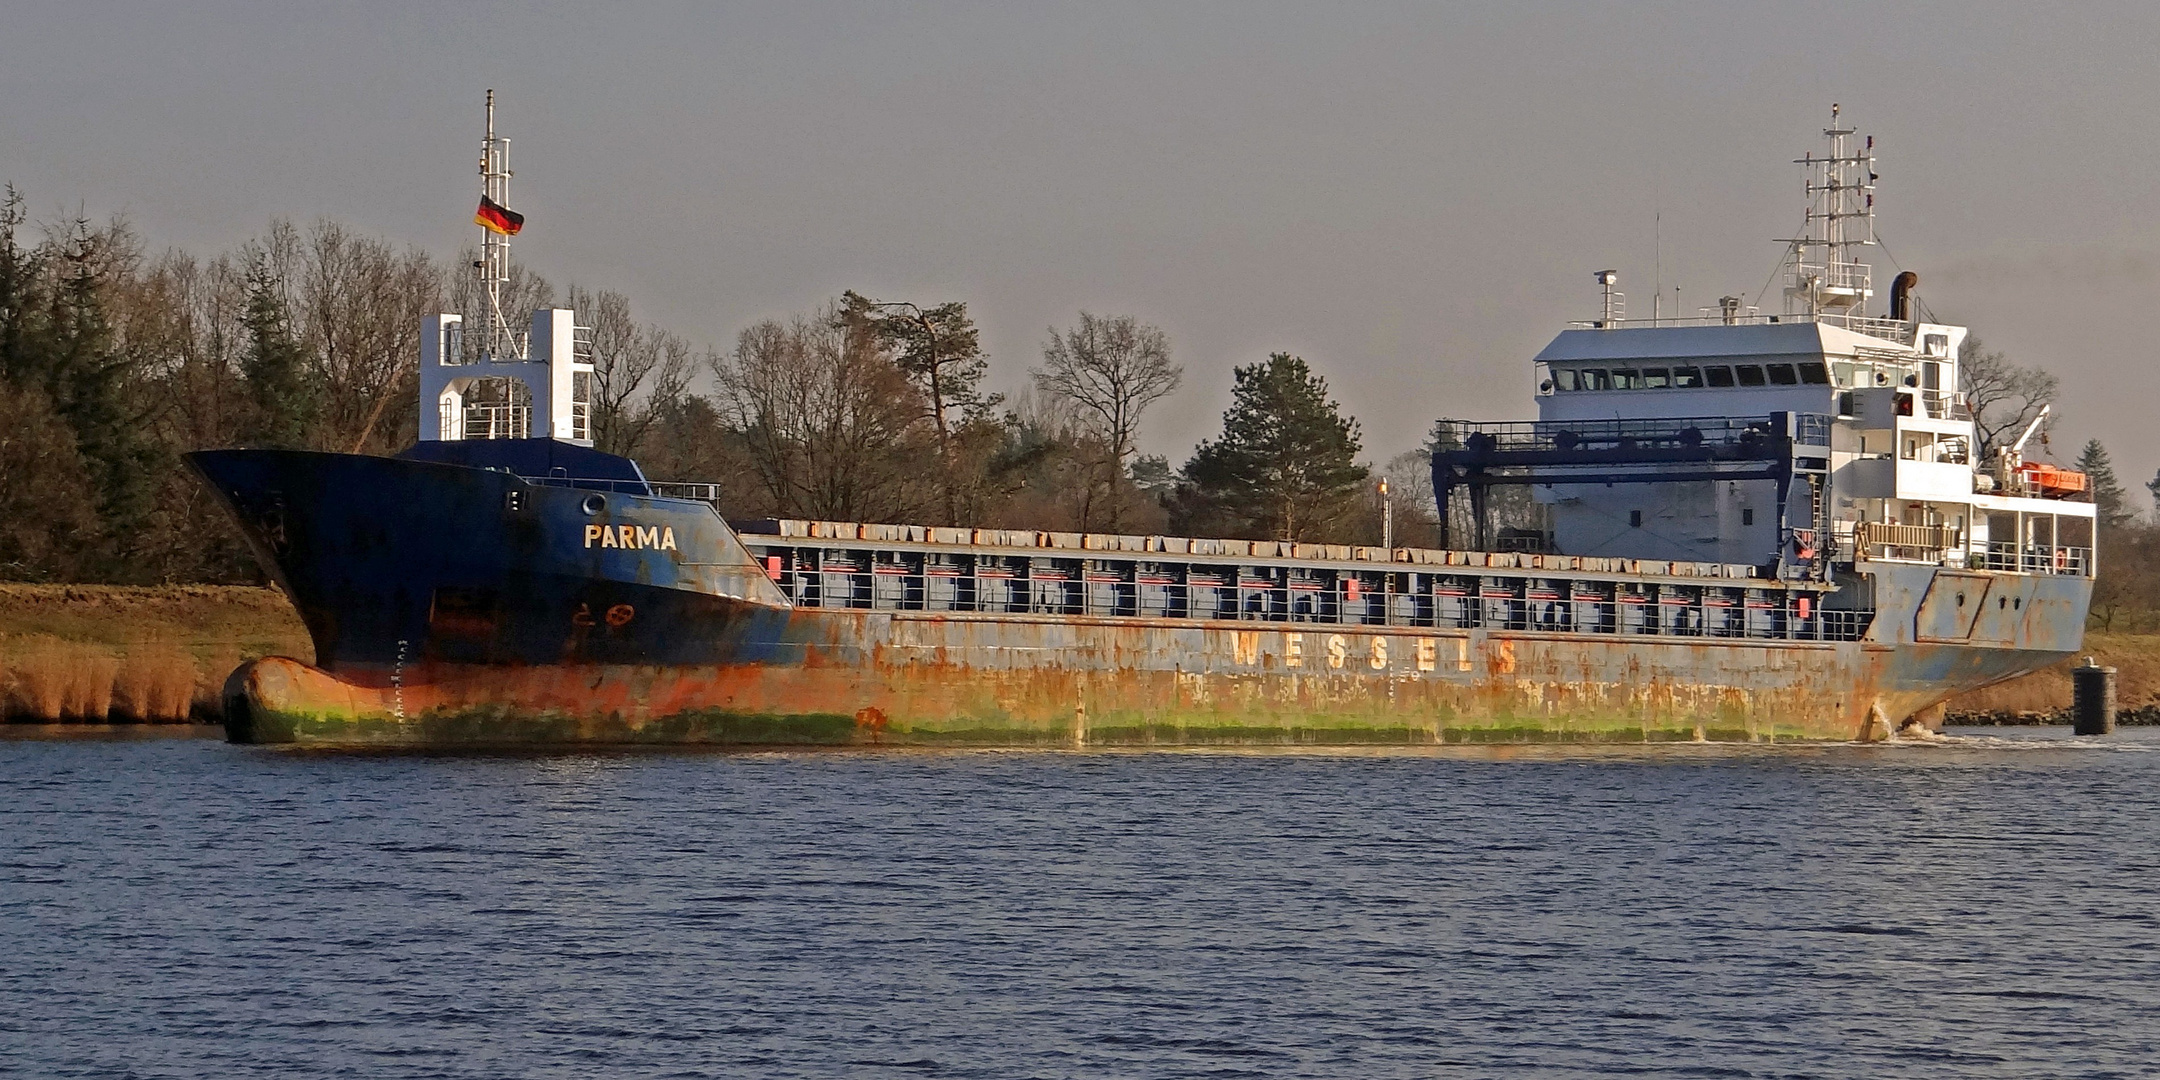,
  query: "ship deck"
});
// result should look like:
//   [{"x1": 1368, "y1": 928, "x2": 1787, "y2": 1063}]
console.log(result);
[{"x1": 729, "y1": 519, "x2": 1872, "y2": 643}]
